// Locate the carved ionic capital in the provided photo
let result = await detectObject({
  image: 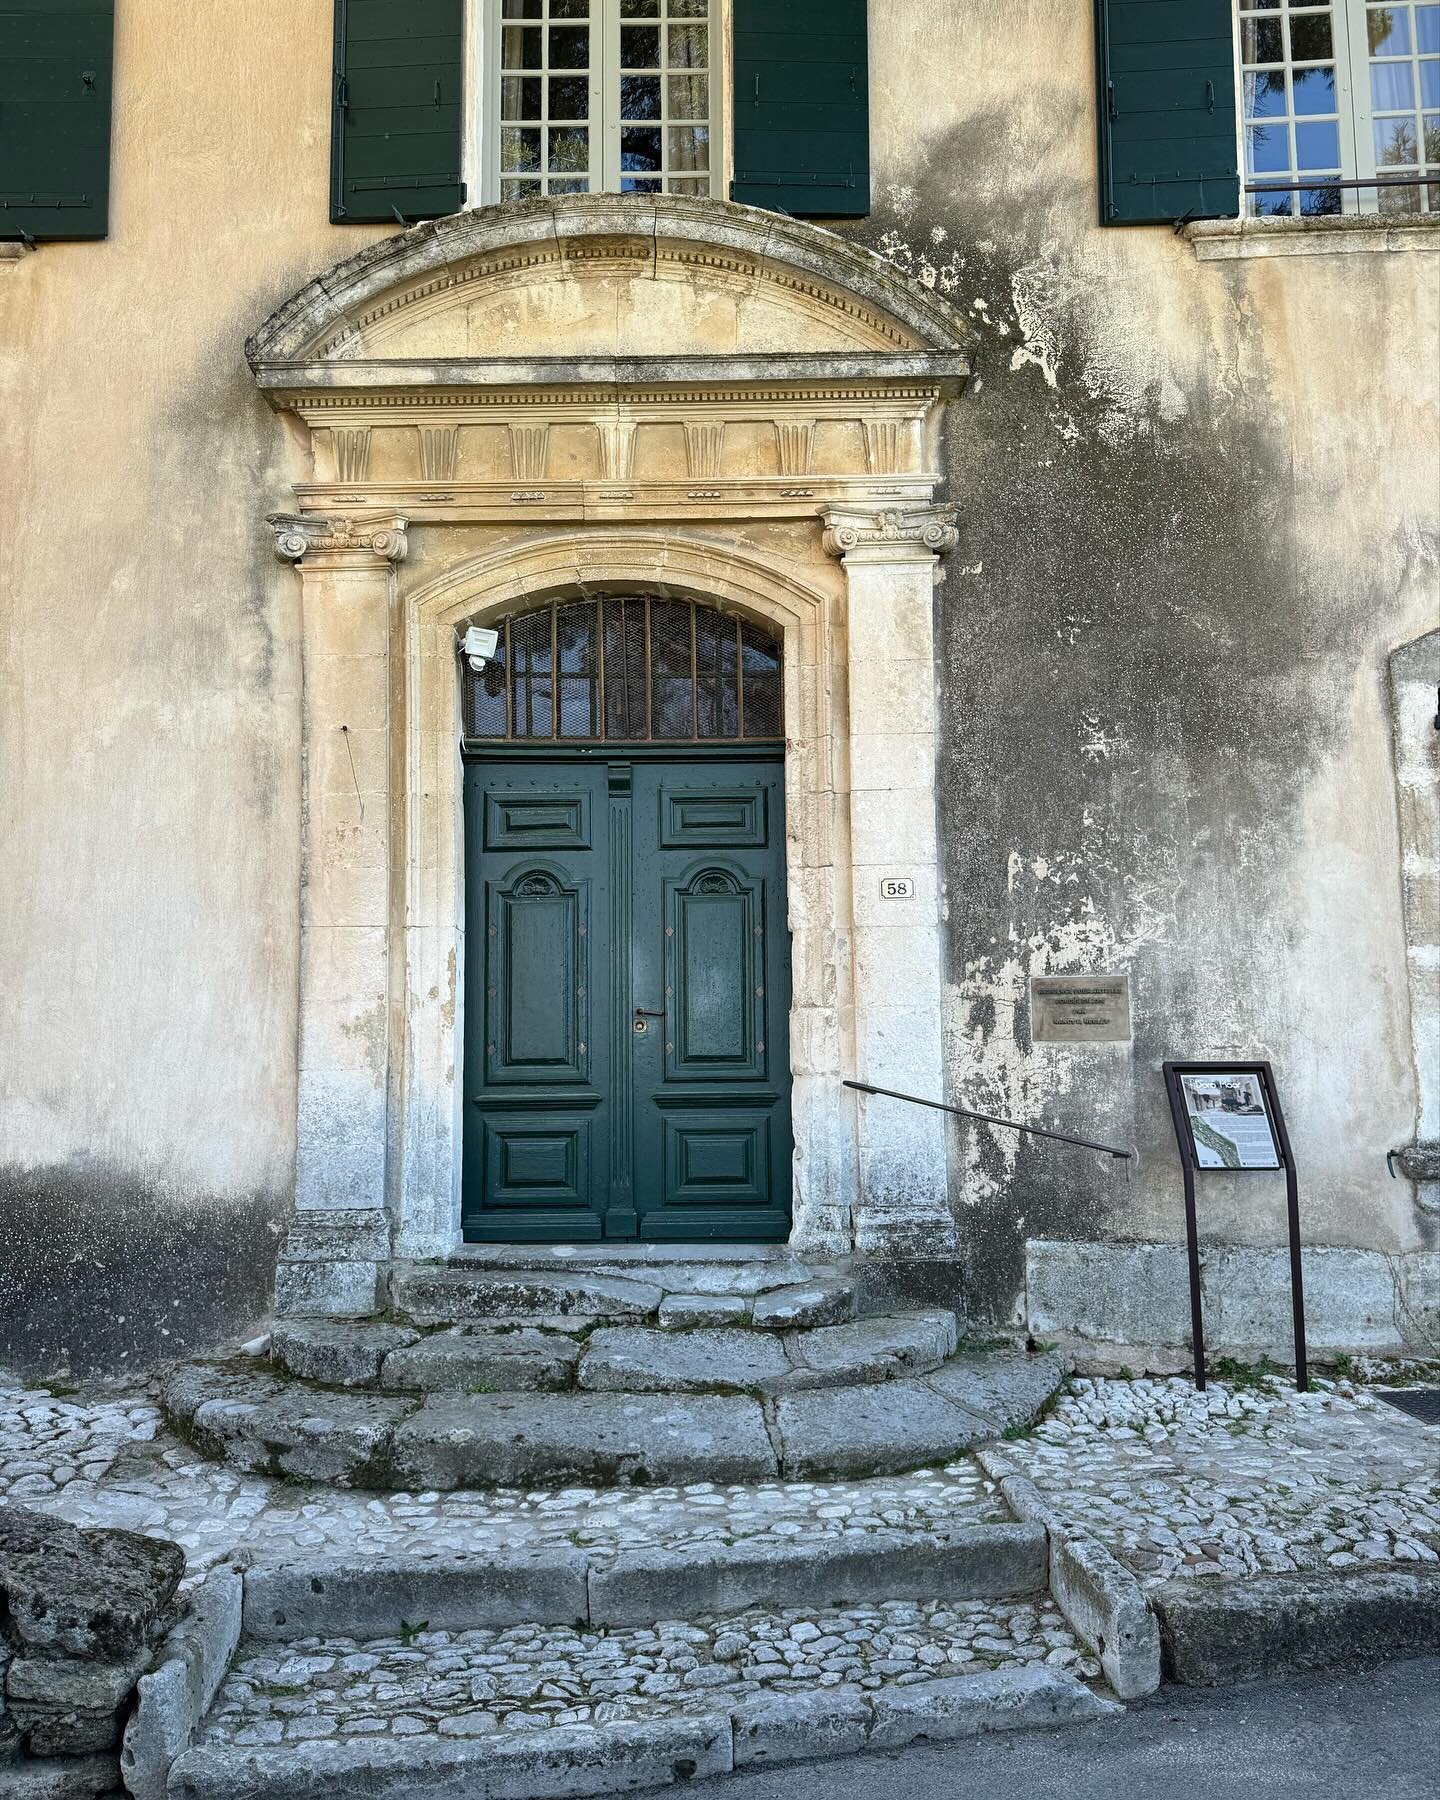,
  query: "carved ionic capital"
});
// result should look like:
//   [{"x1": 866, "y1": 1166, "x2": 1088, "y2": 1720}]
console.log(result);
[
  {"x1": 268, "y1": 512, "x2": 409, "y2": 565},
  {"x1": 820, "y1": 503, "x2": 959, "y2": 561}
]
